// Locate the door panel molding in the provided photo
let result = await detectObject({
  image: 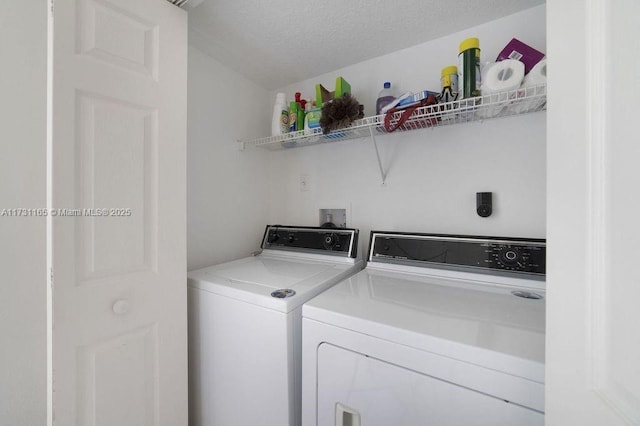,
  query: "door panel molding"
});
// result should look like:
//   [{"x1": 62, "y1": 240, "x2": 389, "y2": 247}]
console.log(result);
[
  {"x1": 75, "y1": 90, "x2": 159, "y2": 284},
  {"x1": 76, "y1": 324, "x2": 159, "y2": 426},
  {"x1": 76, "y1": 0, "x2": 159, "y2": 79}
]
